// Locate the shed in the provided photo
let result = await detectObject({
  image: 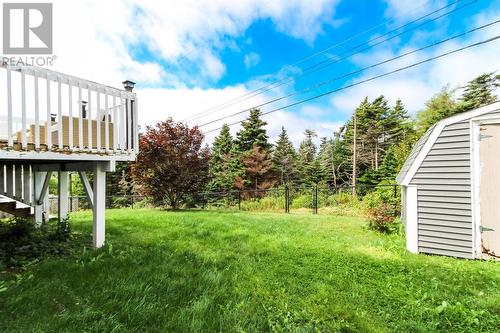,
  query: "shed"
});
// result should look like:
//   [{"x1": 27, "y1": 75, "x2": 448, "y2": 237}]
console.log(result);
[{"x1": 397, "y1": 101, "x2": 500, "y2": 259}]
